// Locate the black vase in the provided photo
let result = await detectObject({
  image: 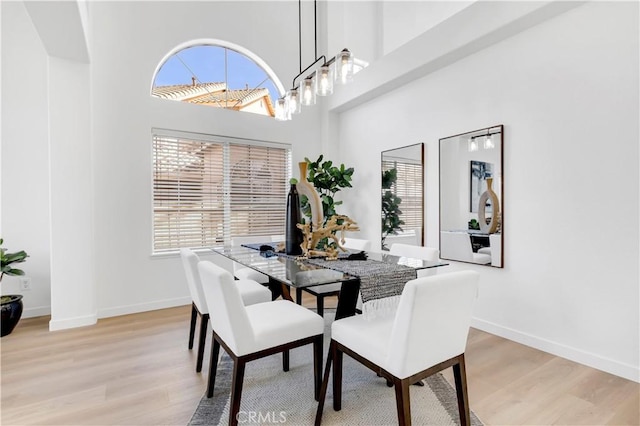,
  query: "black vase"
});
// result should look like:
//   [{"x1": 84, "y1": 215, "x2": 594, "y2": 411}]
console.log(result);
[{"x1": 285, "y1": 184, "x2": 303, "y2": 255}]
